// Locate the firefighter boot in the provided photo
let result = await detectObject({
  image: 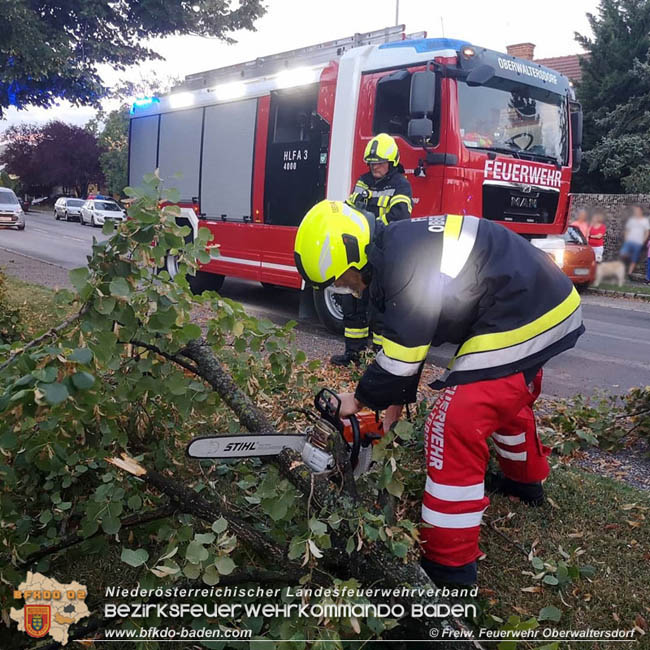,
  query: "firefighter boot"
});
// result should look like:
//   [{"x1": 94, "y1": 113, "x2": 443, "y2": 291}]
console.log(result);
[
  {"x1": 486, "y1": 471, "x2": 544, "y2": 507},
  {"x1": 329, "y1": 350, "x2": 361, "y2": 367},
  {"x1": 421, "y1": 557, "x2": 478, "y2": 586}
]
